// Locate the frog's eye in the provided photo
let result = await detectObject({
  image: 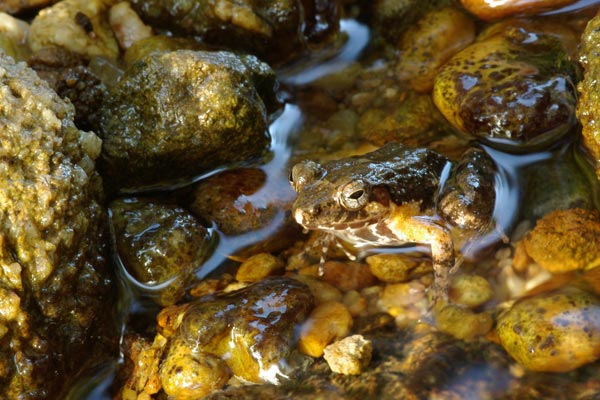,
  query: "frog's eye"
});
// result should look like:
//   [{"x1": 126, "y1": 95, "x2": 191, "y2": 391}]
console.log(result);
[
  {"x1": 340, "y1": 180, "x2": 369, "y2": 211},
  {"x1": 290, "y1": 160, "x2": 322, "y2": 192}
]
